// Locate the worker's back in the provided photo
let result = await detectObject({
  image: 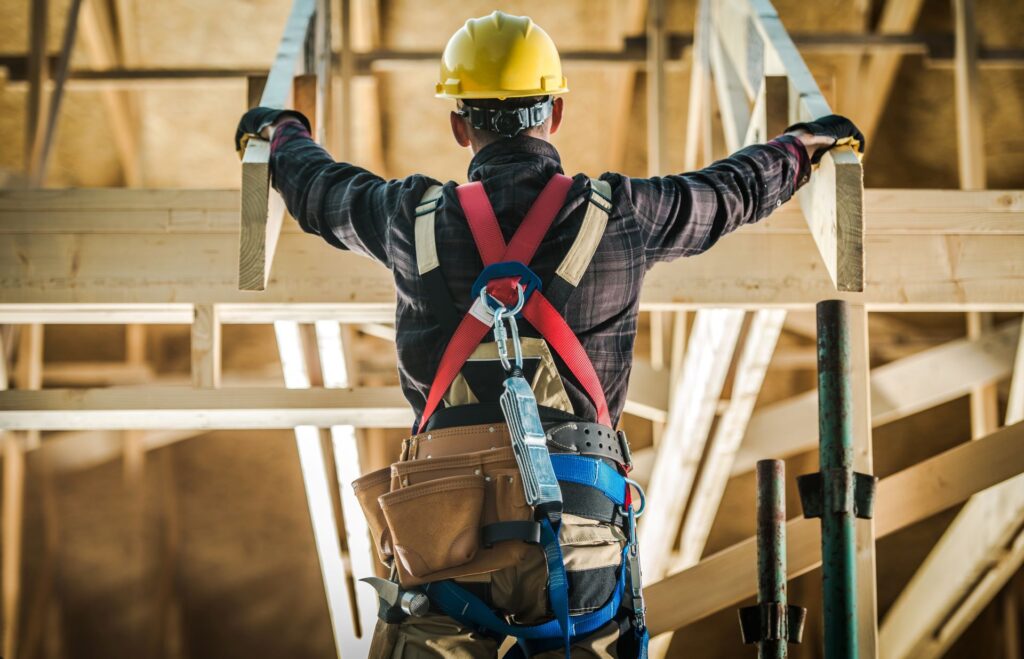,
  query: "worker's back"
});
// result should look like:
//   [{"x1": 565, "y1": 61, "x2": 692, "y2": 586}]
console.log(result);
[{"x1": 389, "y1": 136, "x2": 642, "y2": 426}]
